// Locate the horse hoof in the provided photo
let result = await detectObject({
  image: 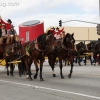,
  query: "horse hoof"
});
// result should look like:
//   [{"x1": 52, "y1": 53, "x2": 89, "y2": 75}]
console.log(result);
[
  {"x1": 7, "y1": 73, "x2": 9, "y2": 76},
  {"x1": 10, "y1": 75, "x2": 14, "y2": 77},
  {"x1": 53, "y1": 74, "x2": 56, "y2": 77},
  {"x1": 68, "y1": 74, "x2": 71, "y2": 78},
  {"x1": 40, "y1": 78, "x2": 44, "y2": 81},
  {"x1": 34, "y1": 75, "x2": 37, "y2": 79},
  {"x1": 61, "y1": 76, "x2": 65, "y2": 79}
]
